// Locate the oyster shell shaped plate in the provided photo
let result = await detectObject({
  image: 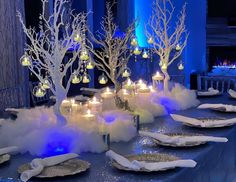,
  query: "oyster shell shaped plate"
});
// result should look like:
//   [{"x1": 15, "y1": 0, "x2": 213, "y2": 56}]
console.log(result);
[
  {"x1": 111, "y1": 153, "x2": 179, "y2": 172},
  {"x1": 18, "y1": 158, "x2": 90, "y2": 178},
  {"x1": 152, "y1": 133, "x2": 206, "y2": 147},
  {"x1": 0, "y1": 154, "x2": 10, "y2": 165}
]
